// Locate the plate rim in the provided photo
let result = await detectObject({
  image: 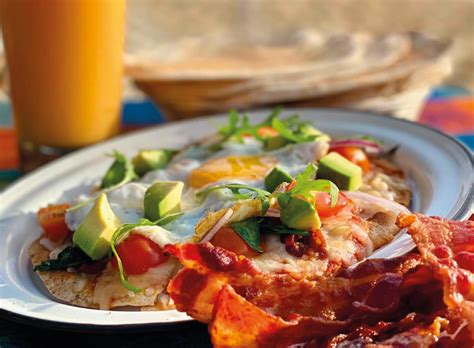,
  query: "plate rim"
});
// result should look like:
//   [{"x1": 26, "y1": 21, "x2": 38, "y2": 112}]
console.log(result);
[{"x1": 1, "y1": 107, "x2": 473, "y2": 328}]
